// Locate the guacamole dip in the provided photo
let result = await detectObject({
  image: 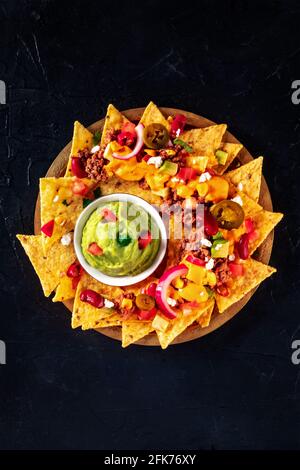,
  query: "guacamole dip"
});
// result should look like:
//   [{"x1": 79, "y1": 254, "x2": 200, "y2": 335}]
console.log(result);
[{"x1": 81, "y1": 201, "x2": 161, "y2": 277}]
